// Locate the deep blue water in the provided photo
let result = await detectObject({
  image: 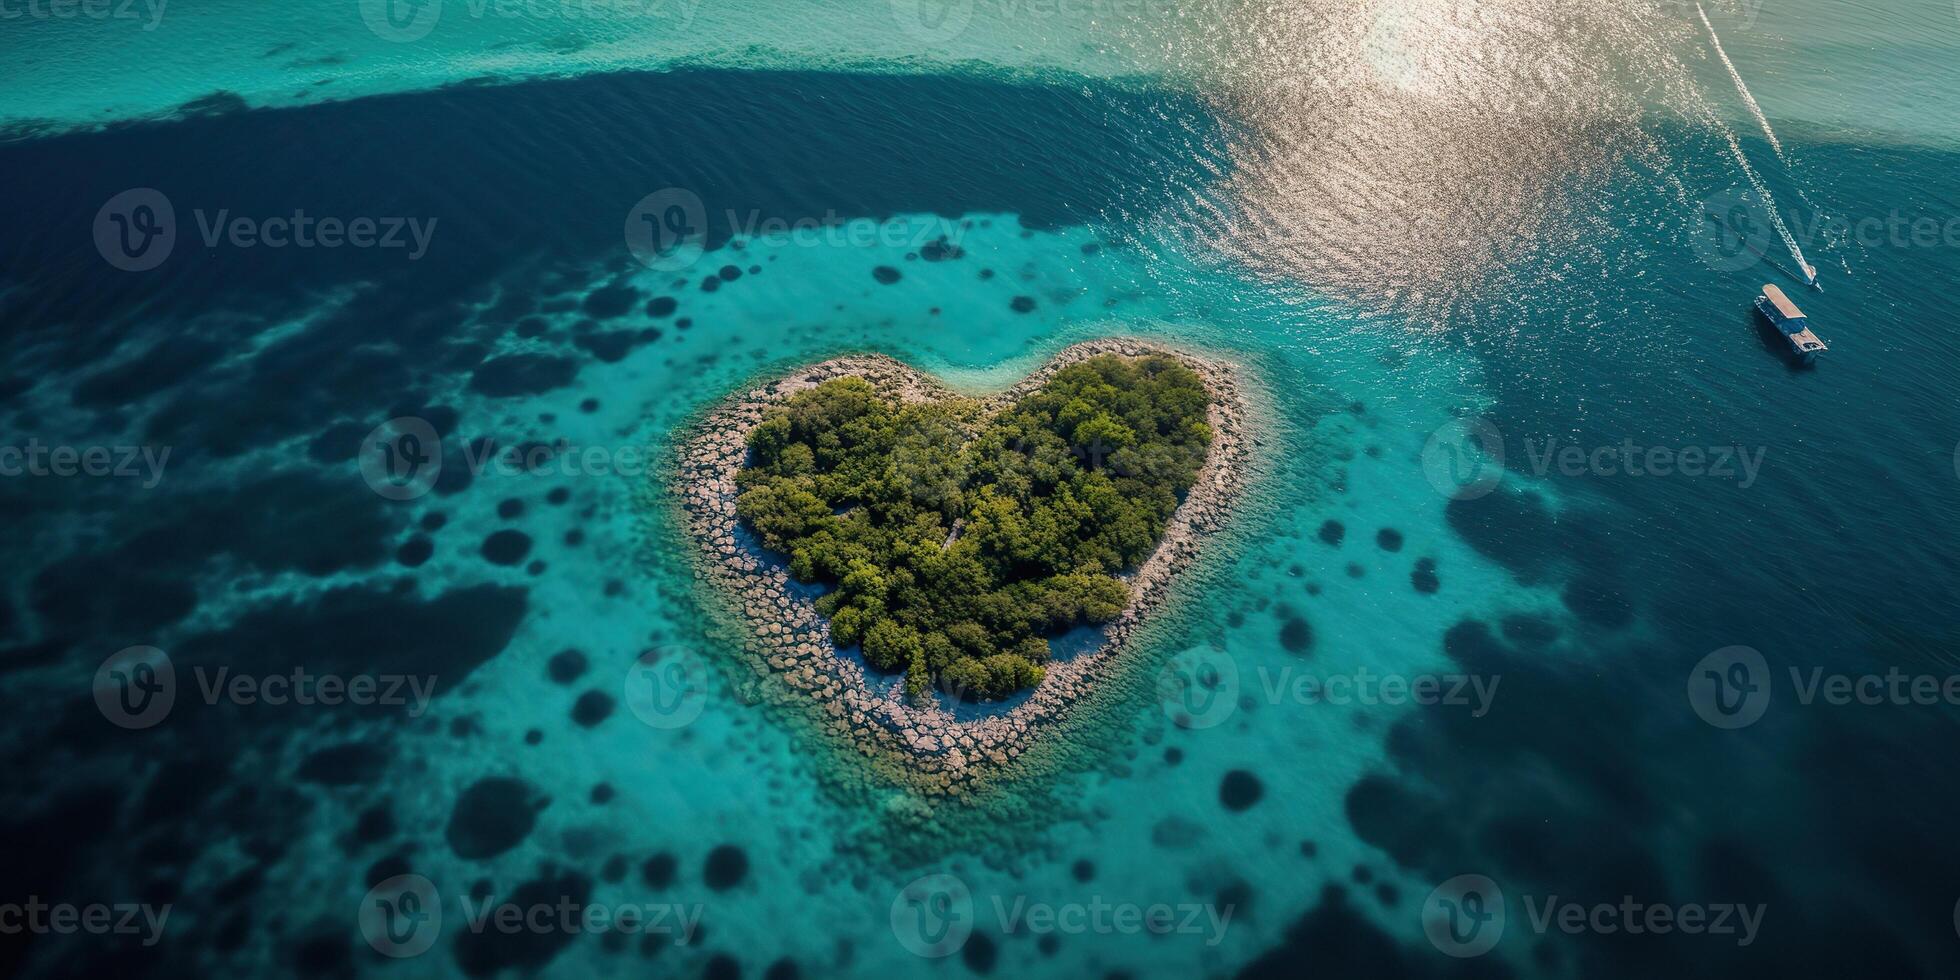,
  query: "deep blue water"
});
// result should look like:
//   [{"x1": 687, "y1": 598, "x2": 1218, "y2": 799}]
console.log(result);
[{"x1": 4, "y1": 10, "x2": 1960, "y2": 980}]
